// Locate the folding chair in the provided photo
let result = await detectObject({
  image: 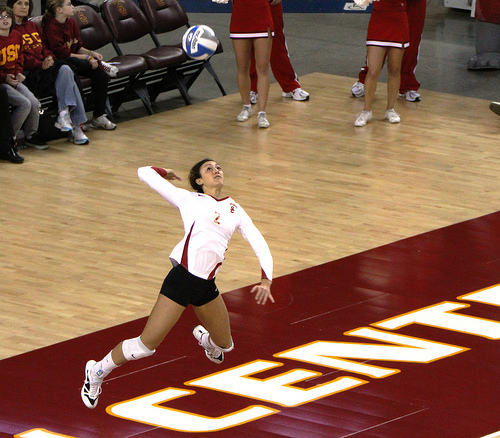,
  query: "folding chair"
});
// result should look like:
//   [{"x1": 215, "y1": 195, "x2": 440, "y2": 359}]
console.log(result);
[
  {"x1": 138, "y1": 0, "x2": 226, "y2": 99},
  {"x1": 72, "y1": 5, "x2": 154, "y2": 114},
  {"x1": 101, "y1": 0, "x2": 193, "y2": 105}
]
